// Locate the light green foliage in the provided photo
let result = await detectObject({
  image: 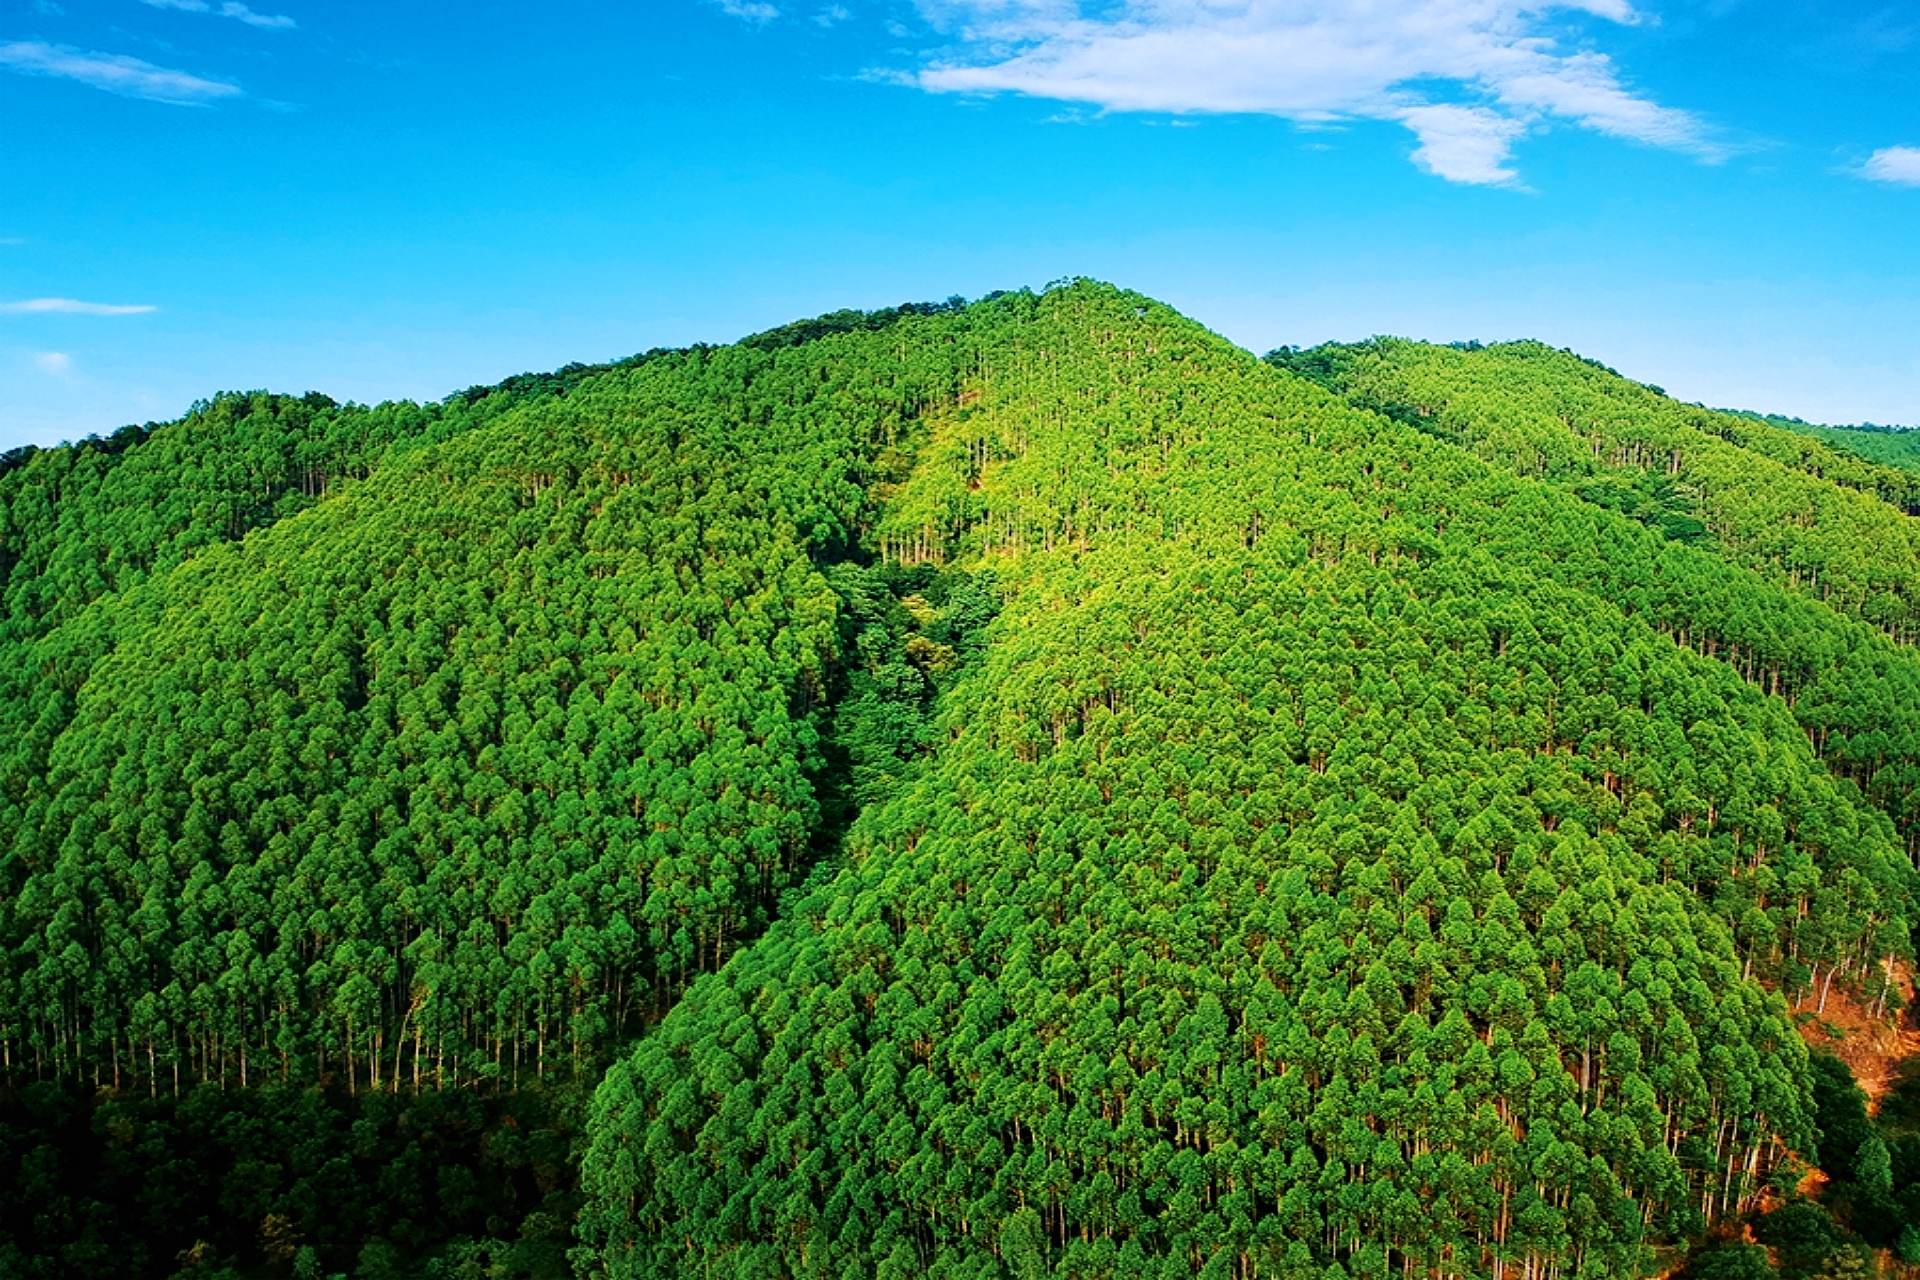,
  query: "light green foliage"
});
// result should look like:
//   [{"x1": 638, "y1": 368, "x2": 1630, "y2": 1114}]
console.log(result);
[
  {"x1": 1729, "y1": 413, "x2": 1920, "y2": 480},
  {"x1": 1272, "y1": 339, "x2": 1920, "y2": 862},
  {"x1": 6, "y1": 282, "x2": 1919, "y2": 1279},
  {"x1": 1809, "y1": 1245, "x2": 1877, "y2": 1280},
  {"x1": 579, "y1": 284, "x2": 1915, "y2": 1280},
  {"x1": 1274, "y1": 338, "x2": 1920, "y2": 639}
]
